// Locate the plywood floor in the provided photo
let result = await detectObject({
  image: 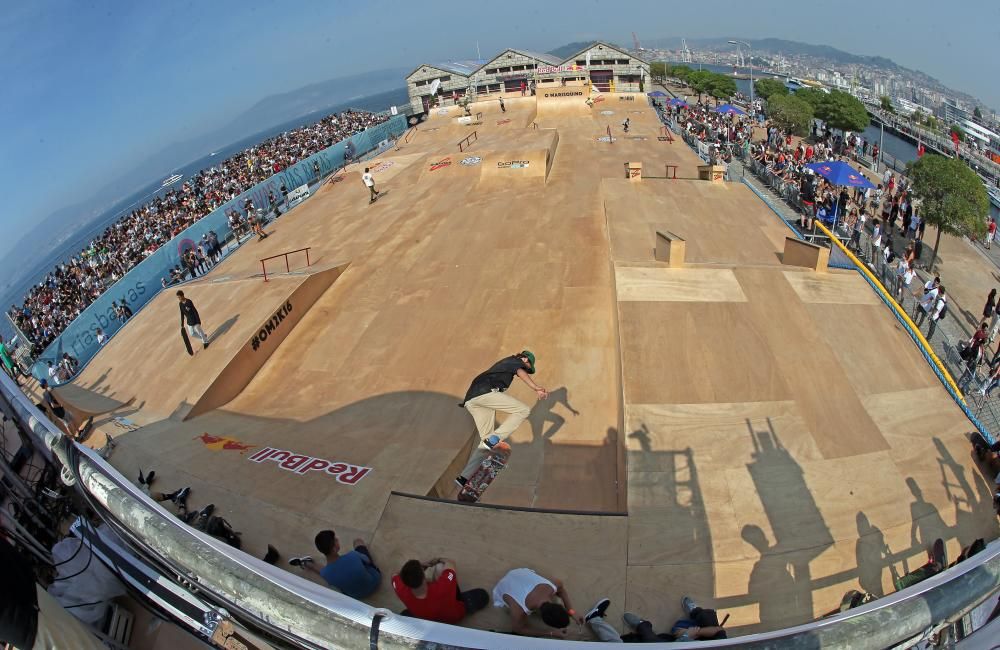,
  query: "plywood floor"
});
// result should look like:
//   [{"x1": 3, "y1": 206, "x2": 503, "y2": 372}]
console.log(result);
[{"x1": 63, "y1": 95, "x2": 999, "y2": 639}]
